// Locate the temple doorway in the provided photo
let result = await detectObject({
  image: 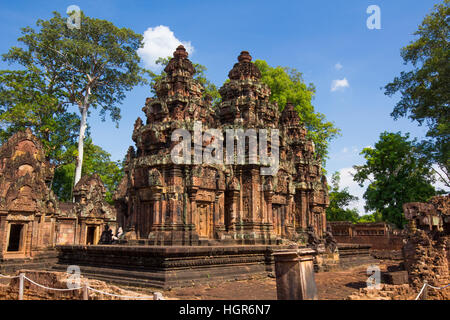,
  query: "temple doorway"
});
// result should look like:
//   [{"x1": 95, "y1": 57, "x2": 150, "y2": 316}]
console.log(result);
[
  {"x1": 86, "y1": 226, "x2": 97, "y2": 245},
  {"x1": 7, "y1": 224, "x2": 24, "y2": 252},
  {"x1": 272, "y1": 205, "x2": 284, "y2": 236},
  {"x1": 197, "y1": 202, "x2": 212, "y2": 238}
]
